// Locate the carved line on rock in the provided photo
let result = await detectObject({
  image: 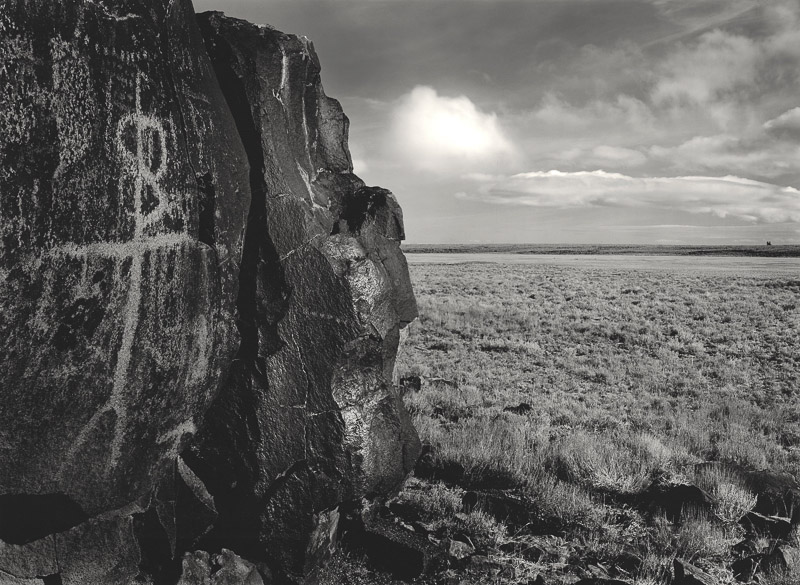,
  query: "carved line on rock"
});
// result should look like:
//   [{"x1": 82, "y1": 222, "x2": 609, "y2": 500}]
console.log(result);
[{"x1": 56, "y1": 73, "x2": 187, "y2": 481}]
